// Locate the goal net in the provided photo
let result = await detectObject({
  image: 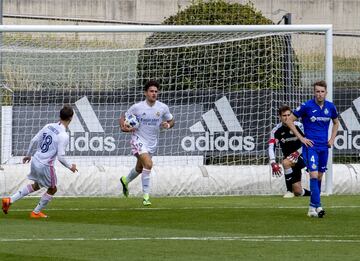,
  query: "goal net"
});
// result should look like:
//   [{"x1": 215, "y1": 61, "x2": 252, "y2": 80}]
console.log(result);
[{"x1": 0, "y1": 25, "x2": 333, "y2": 195}]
